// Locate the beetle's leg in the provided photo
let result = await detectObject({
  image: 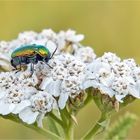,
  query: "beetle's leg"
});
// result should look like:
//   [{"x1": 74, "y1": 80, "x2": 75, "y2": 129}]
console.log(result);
[
  {"x1": 14, "y1": 57, "x2": 22, "y2": 73},
  {"x1": 30, "y1": 57, "x2": 36, "y2": 76},
  {"x1": 47, "y1": 64, "x2": 53, "y2": 69},
  {"x1": 30, "y1": 63, "x2": 34, "y2": 76},
  {"x1": 17, "y1": 57, "x2": 22, "y2": 71},
  {"x1": 14, "y1": 66, "x2": 18, "y2": 73},
  {"x1": 27, "y1": 55, "x2": 37, "y2": 76},
  {"x1": 19, "y1": 64, "x2": 22, "y2": 71},
  {"x1": 12, "y1": 66, "x2": 17, "y2": 71},
  {"x1": 15, "y1": 66, "x2": 21, "y2": 73}
]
